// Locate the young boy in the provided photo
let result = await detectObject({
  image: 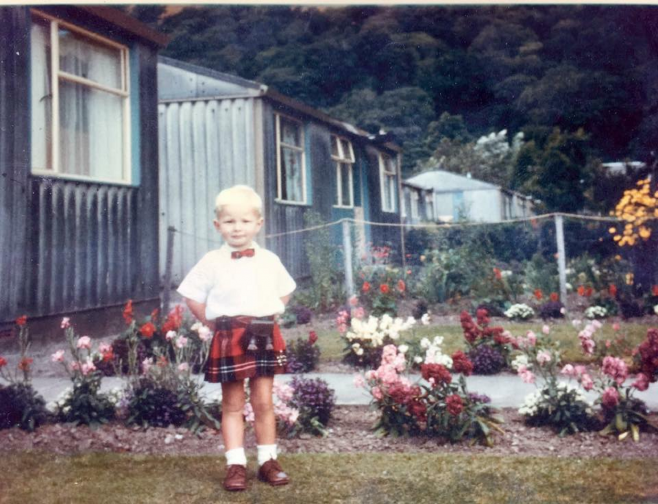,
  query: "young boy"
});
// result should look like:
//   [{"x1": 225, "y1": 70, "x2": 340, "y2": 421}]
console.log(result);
[{"x1": 177, "y1": 185, "x2": 295, "y2": 491}]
